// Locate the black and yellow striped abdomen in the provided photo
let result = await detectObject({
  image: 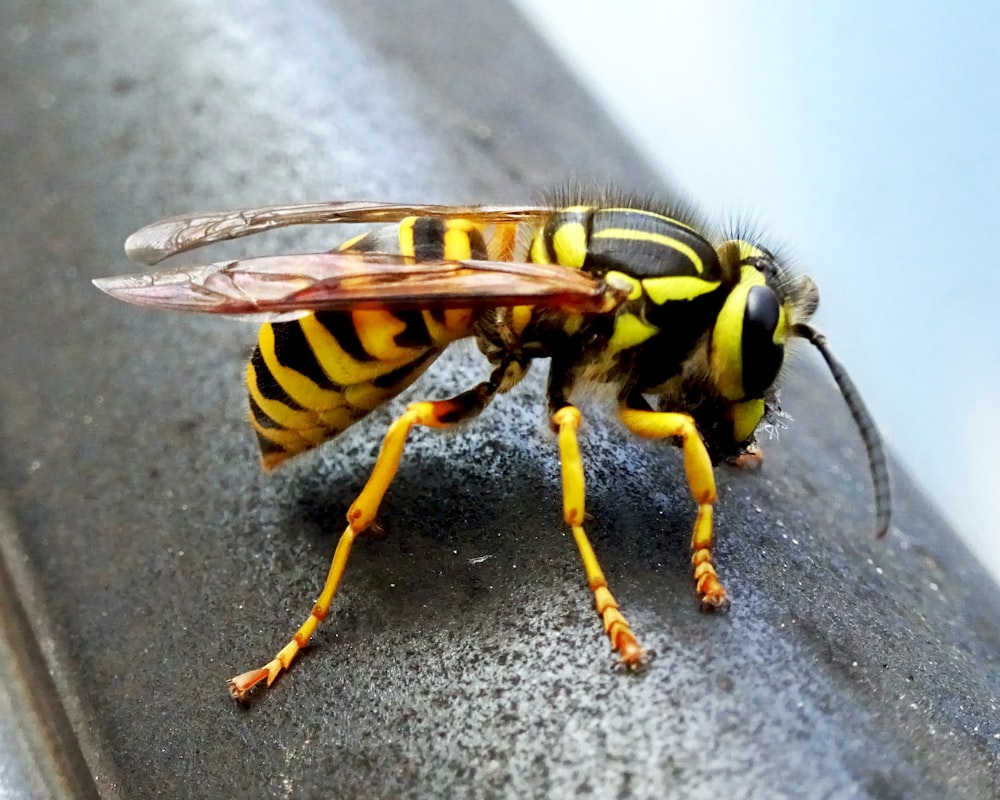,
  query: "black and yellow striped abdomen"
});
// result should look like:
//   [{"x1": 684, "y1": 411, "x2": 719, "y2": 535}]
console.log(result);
[{"x1": 248, "y1": 217, "x2": 488, "y2": 468}]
